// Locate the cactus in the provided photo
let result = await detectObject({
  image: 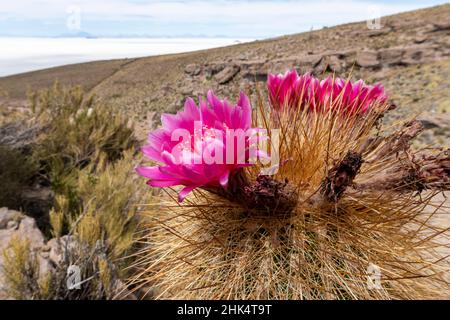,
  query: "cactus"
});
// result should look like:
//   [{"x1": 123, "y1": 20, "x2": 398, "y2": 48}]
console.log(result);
[{"x1": 133, "y1": 71, "x2": 449, "y2": 299}]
